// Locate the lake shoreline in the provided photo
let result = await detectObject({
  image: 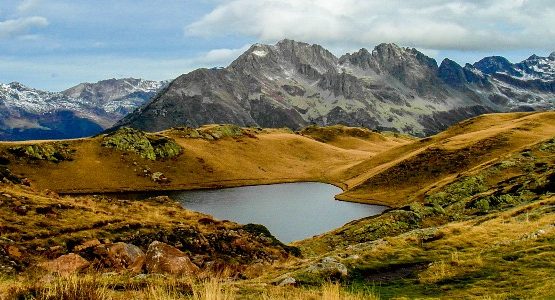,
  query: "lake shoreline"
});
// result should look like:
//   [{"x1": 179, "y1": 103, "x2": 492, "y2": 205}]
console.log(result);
[{"x1": 106, "y1": 182, "x2": 388, "y2": 243}]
